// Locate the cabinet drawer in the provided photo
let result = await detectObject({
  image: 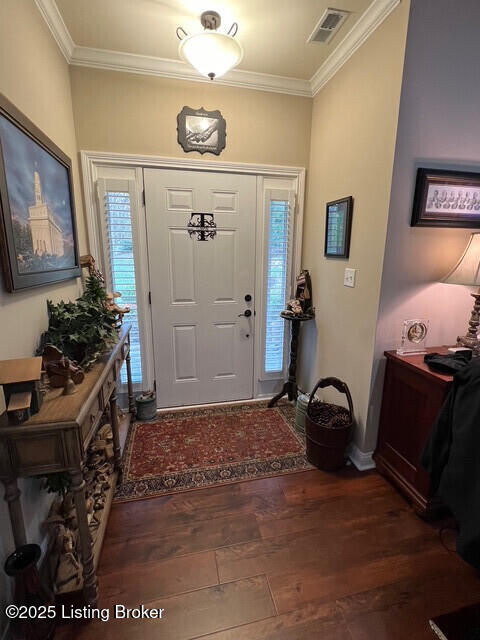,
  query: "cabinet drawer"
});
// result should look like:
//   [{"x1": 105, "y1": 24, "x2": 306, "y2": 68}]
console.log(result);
[
  {"x1": 81, "y1": 393, "x2": 102, "y2": 445},
  {"x1": 10, "y1": 433, "x2": 65, "y2": 476},
  {"x1": 102, "y1": 368, "x2": 116, "y2": 405}
]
